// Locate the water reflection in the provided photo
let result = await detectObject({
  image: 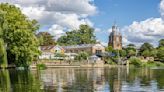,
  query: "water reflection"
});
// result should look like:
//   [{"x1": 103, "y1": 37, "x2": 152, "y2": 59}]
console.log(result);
[{"x1": 0, "y1": 67, "x2": 164, "y2": 92}]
